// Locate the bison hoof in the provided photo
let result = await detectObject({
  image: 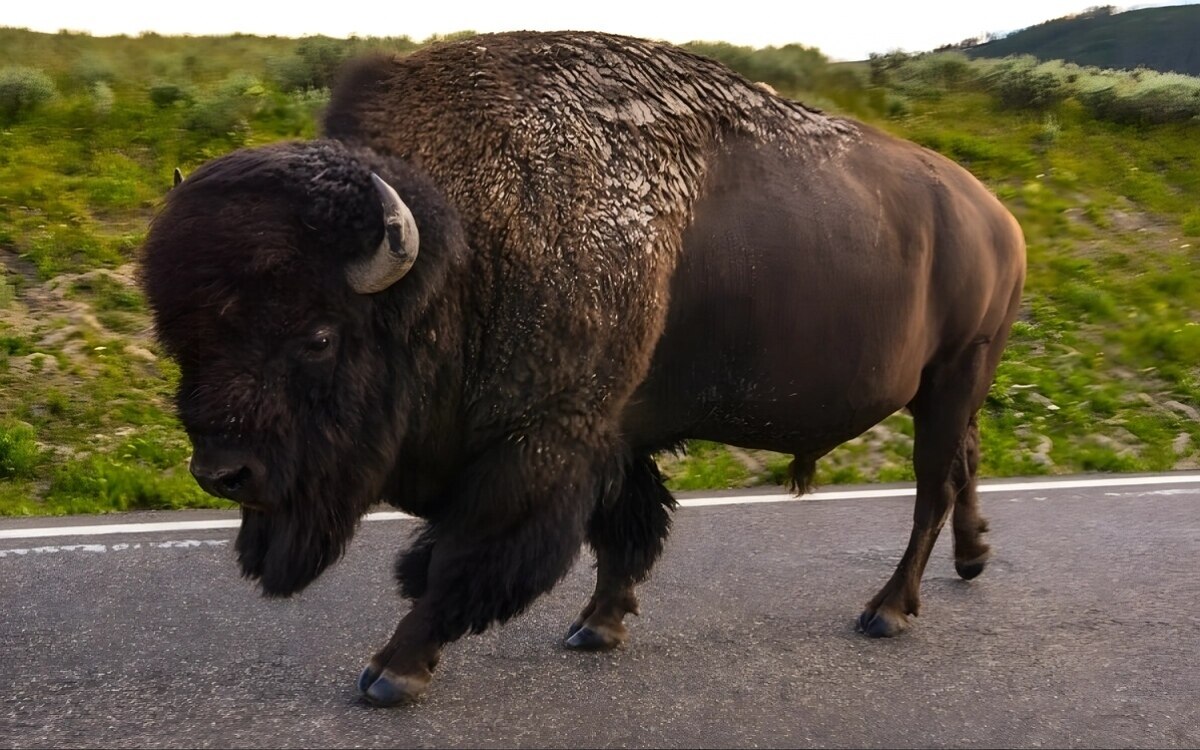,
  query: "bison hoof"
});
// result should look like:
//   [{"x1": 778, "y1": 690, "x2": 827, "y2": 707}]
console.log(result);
[
  {"x1": 955, "y1": 551, "x2": 991, "y2": 581},
  {"x1": 564, "y1": 624, "x2": 621, "y2": 651},
  {"x1": 856, "y1": 609, "x2": 909, "y2": 638},
  {"x1": 357, "y1": 665, "x2": 381, "y2": 694},
  {"x1": 361, "y1": 669, "x2": 429, "y2": 707},
  {"x1": 955, "y1": 560, "x2": 987, "y2": 580}
]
